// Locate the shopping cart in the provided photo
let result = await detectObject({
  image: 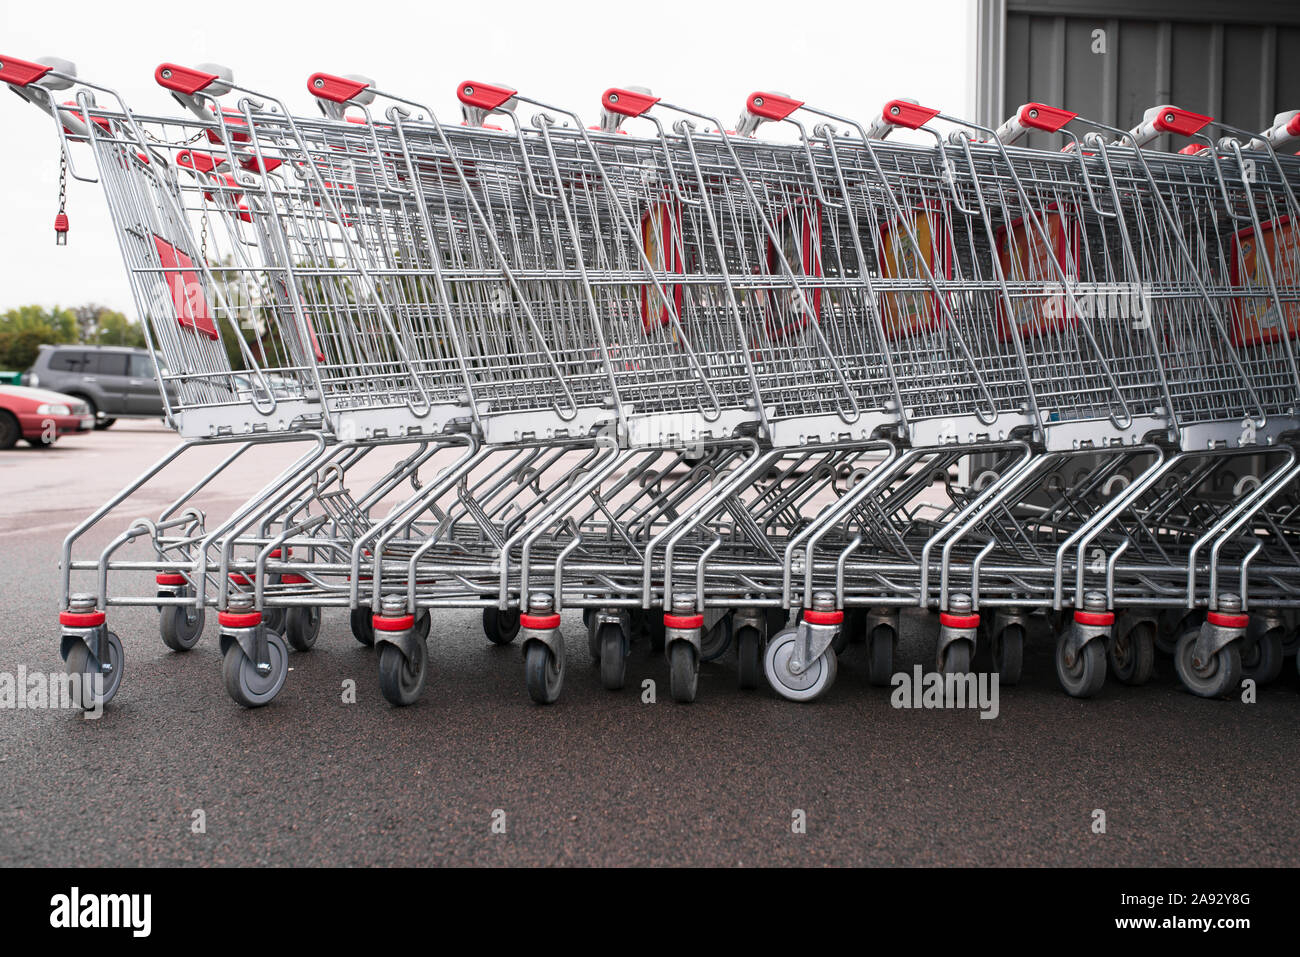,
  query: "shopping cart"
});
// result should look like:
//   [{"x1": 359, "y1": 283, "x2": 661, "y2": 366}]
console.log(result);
[{"x1": 2, "y1": 52, "x2": 1296, "y2": 712}]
